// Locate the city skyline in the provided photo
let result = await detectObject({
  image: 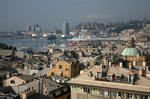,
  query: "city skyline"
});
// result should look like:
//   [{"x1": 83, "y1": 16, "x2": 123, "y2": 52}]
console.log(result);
[{"x1": 0, "y1": 0, "x2": 150, "y2": 32}]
